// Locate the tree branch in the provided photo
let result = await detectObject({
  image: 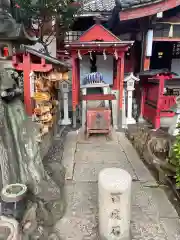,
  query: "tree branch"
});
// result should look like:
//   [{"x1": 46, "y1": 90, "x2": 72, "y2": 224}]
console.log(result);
[
  {"x1": 44, "y1": 24, "x2": 56, "y2": 43},
  {"x1": 15, "y1": 0, "x2": 81, "y2": 46},
  {"x1": 46, "y1": 33, "x2": 56, "y2": 46}
]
